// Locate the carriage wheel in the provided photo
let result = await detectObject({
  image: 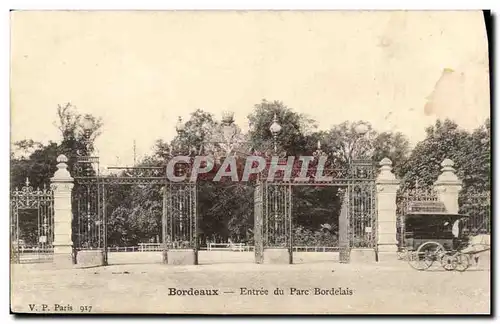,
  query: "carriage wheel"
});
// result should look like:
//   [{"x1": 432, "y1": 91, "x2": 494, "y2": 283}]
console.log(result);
[
  {"x1": 454, "y1": 253, "x2": 471, "y2": 272},
  {"x1": 408, "y1": 251, "x2": 434, "y2": 270},
  {"x1": 408, "y1": 241, "x2": 445, "y2": 271},
  {"x1": 440, "y1": 252, "x2": 458, "y2": 271},
  {"x1": 397, "y1": 250, "x2": 408, "y2": 261}
]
